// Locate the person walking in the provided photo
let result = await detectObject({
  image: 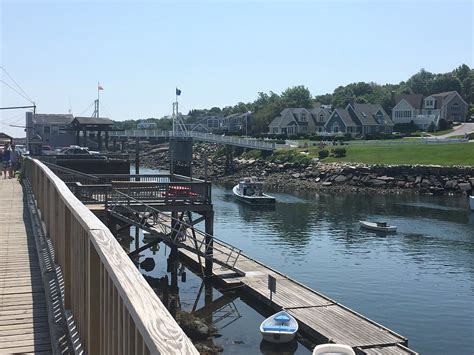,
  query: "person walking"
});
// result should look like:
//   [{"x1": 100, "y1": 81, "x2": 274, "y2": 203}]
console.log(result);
[
  {"x1": 10, "y1": 144, "x2": 18, "y2": 177},
  {"x1": 2, "y1": 143, "x2": 12, "y2": 179}
]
